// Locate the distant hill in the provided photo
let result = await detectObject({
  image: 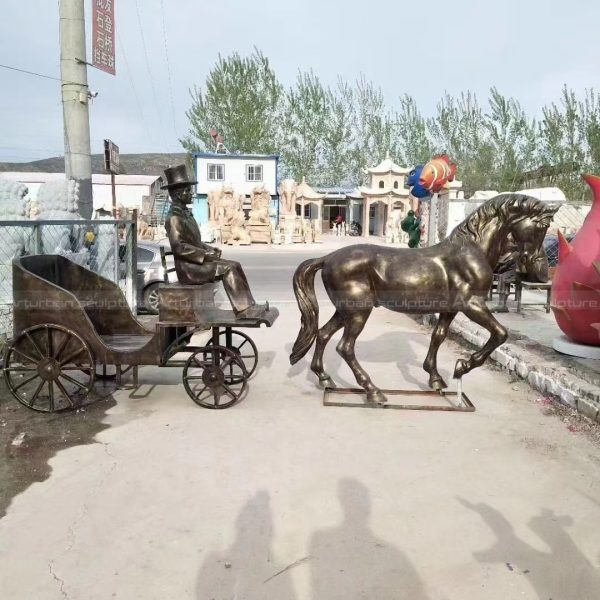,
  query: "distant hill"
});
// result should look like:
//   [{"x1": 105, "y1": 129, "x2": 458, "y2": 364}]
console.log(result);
[{"x1": 0, "y1": 153, "x2": 188, "y2": 176}]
